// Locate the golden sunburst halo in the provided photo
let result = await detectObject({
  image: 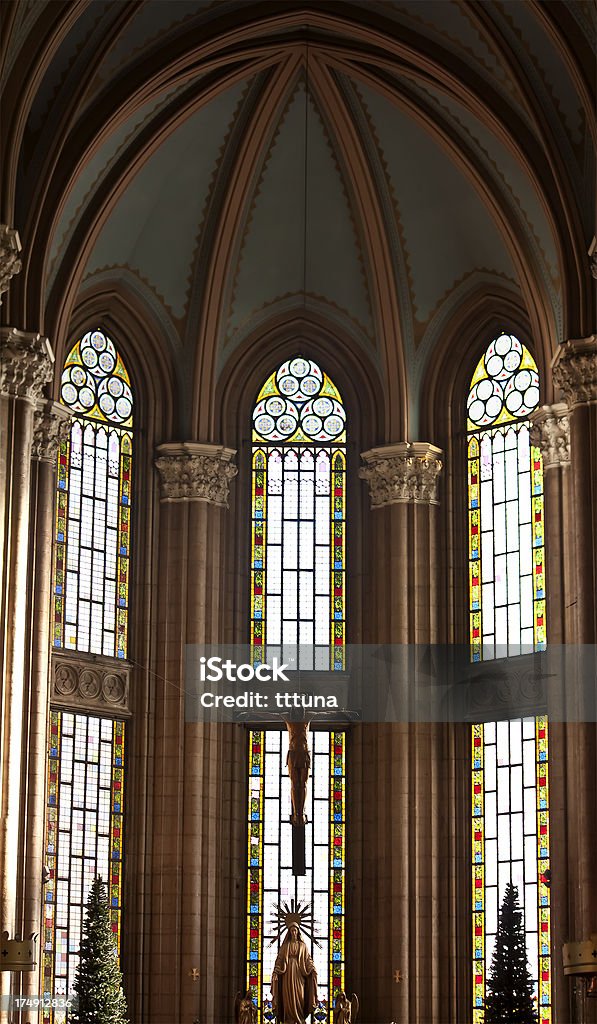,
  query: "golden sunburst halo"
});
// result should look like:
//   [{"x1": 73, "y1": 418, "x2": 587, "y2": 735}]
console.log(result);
[{"x1": 268, "y1": 899, "x2": 321, "y2": 947}]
